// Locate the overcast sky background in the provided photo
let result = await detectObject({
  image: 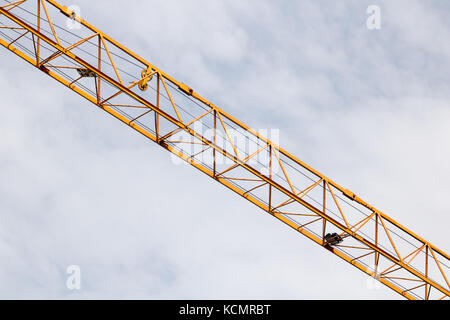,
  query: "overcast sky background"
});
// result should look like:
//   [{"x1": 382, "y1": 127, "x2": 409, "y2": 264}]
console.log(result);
[{"x1": 1, "y1": 0, "x2": 450, "y2": 299}]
